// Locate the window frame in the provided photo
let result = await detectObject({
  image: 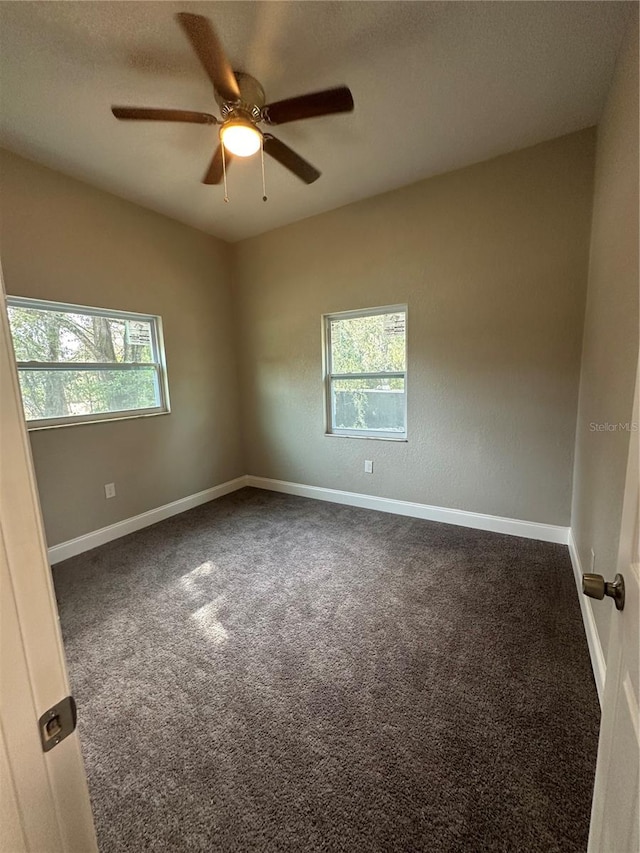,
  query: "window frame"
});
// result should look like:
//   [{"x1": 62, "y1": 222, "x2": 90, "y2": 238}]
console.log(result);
[
  {"x1": 6, "y1": 296, "x2": 170, "y2": 430},
  {"x1": 323, "y1": 304, "x2": 408, "y2": 441}
]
